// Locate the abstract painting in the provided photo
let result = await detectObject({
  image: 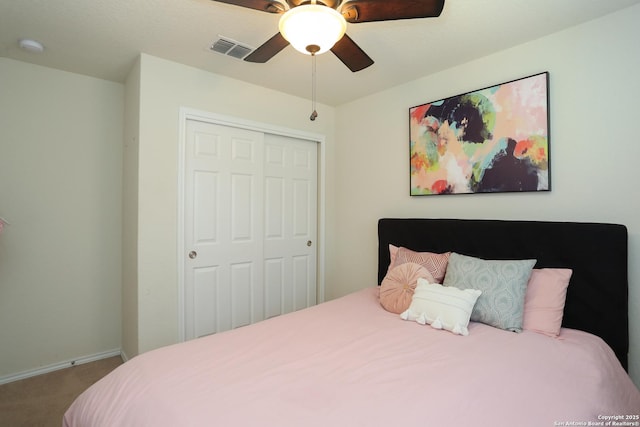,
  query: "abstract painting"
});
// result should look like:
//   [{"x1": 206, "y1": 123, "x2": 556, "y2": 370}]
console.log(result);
[{"x1": 409, "y1": 72, "x2": 549, "y2": 196}]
